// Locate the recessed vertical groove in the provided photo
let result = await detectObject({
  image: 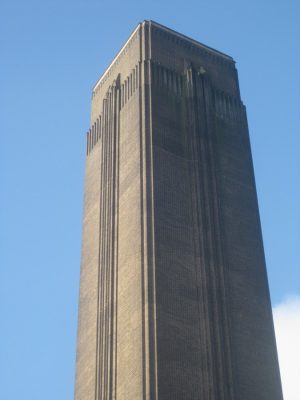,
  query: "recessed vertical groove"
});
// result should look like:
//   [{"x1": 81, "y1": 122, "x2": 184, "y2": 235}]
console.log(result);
[
  {"x1": 109, "y1": 86, "x2": 115, "y2": 400},
  {"x1": 99, "y1": 98, "x2": 106, "y2": 400},
  {"x1": 97, "y1": 101, "x2": 105, "y2": 400},
  {"x1": 185, "y1": 67, "x2": 213, "y2": 400},
  {"x1": 106, "y1": 90, "x2": 113, "y2": 400},
  {"x1": 145, "y1": 58, "x2": 158, "y2": 400},
  {"x1": 108, "y1": 86, "x2": 115, "y2": 400},
  {"x1": 95, "y1": 98, "x2": 107, "y2": 400},
  {"x1": 204, "y1": 80, "x2": 235, "y2": 400},
  {"x1": 197, "y1": 73, "x2": 225, "y2": 400},
  {"x1": 89, "y1": 129, "x2": 92, "y2": 154},
  {"x1": 103, "y1": 92, "x2": 110, "y2": 400},
  {"x1": 86, "y1": 131, "x2": 89, "y2": 155},
  {"x1": 91, "y1": 124, "x2": 95, "y2": 148},
  {"x1": 107, "y1": 90, "x2": 113, "y2": 400},
  {"x1": 139, "y1": 56, "x2": 146, "y2": 400},
  {"x1": 101, "y1": 96, "x2": 109, "y2": 400},
  {"x1": 94, "y1": 117, "x2": 102, "y2": 400},
  {"x1": 112, "y1": 82, "x2": 120, "y2": 400},
  {"x1": 197, "y1": 70, "x2": 225, "y2": 400}
]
